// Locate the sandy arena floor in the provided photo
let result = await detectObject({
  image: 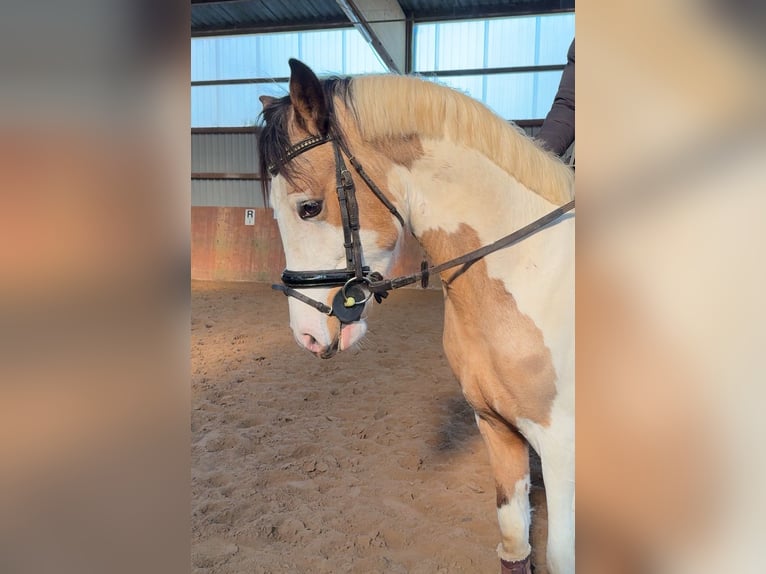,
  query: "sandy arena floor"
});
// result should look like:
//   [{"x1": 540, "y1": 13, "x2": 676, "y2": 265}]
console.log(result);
[{"x1": 192, "y1": 281, "x2": 547, "y2": 573}]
